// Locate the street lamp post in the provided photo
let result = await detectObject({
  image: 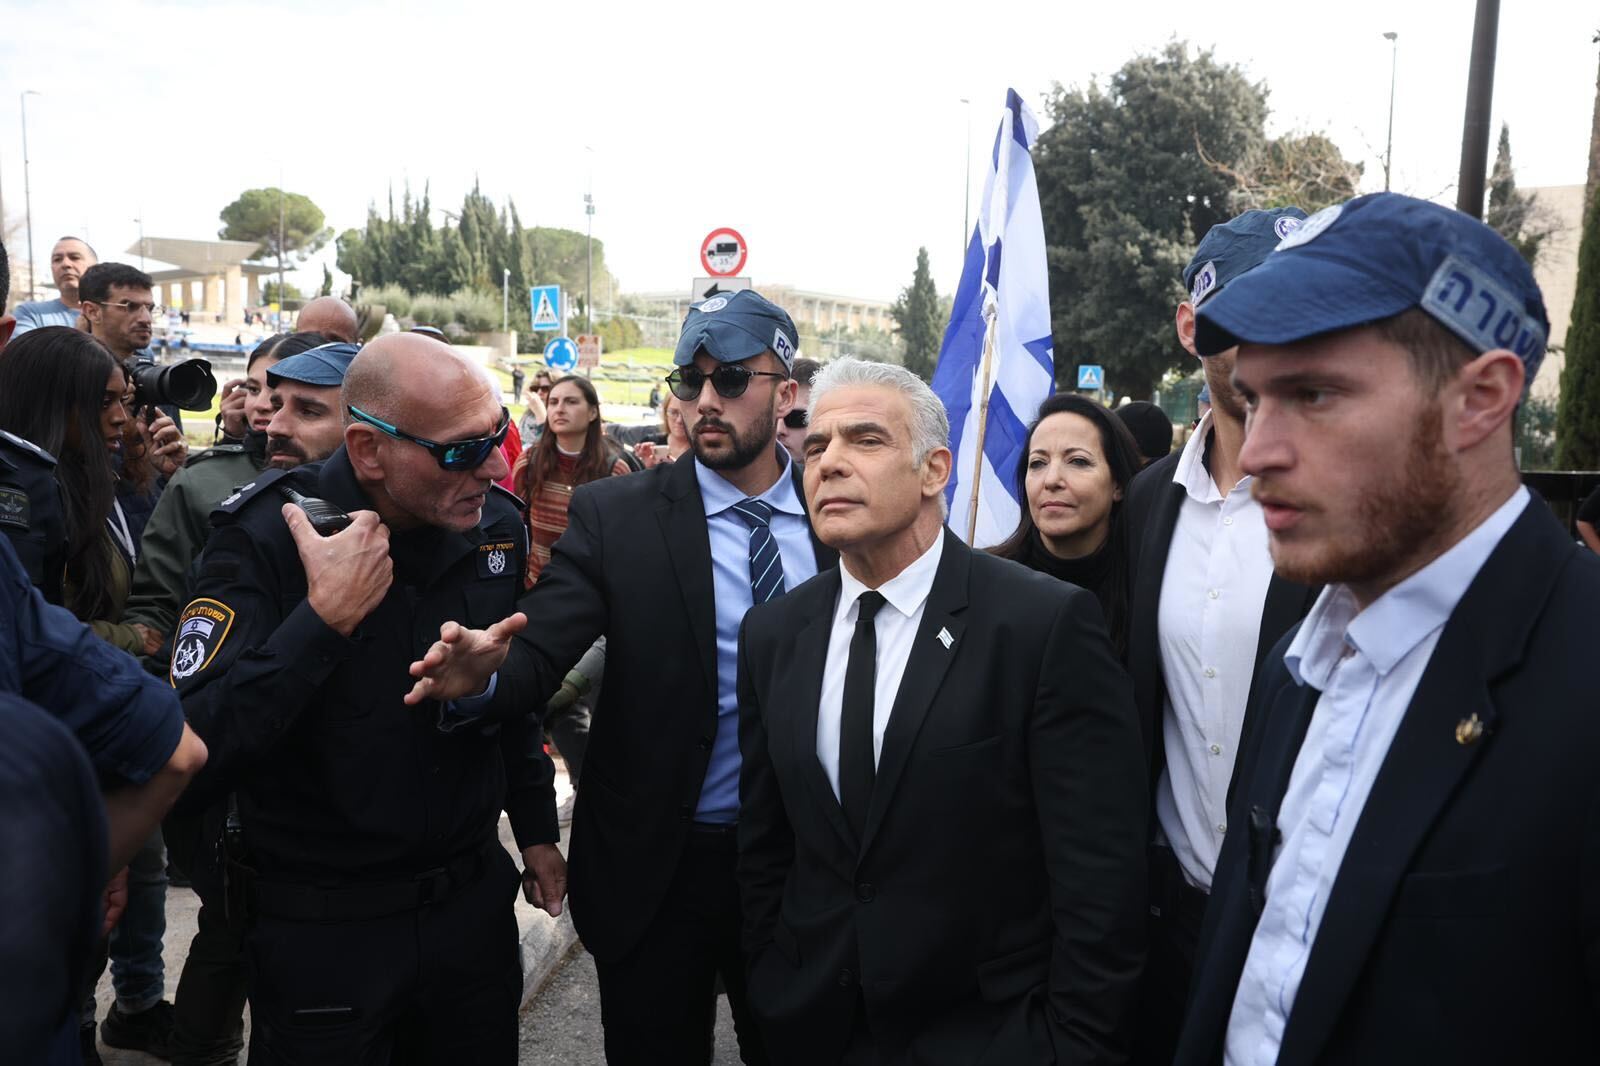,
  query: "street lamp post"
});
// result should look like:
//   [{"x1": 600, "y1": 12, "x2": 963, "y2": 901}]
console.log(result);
[
  {"x1": 1383, "y1": 32, "x2": 1399, "y2": 192},
  {"x1": 502, "y1": 267, "x2": 509, "y2": 333},
  {"x1": 584, "y1": 146, "x2": 595, "y2": 337},
  {"x1": 1455, "y1": 0, "x2": 1501, "y2": 219},
  {"x1": 20, "y1": 90, "x2": 40, "y2": 301}
]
